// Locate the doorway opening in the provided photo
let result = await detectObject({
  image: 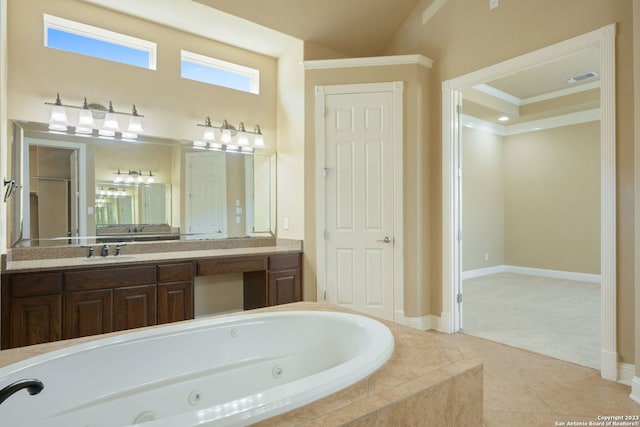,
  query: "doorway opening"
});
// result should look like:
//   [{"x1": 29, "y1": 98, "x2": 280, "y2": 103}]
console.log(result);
[
  {"x1": 442, "y1": 24, "x2": 617, "y2": 380},
  {"x1": 22, "y1": 138, "x2": 87, "y2": 245}
]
